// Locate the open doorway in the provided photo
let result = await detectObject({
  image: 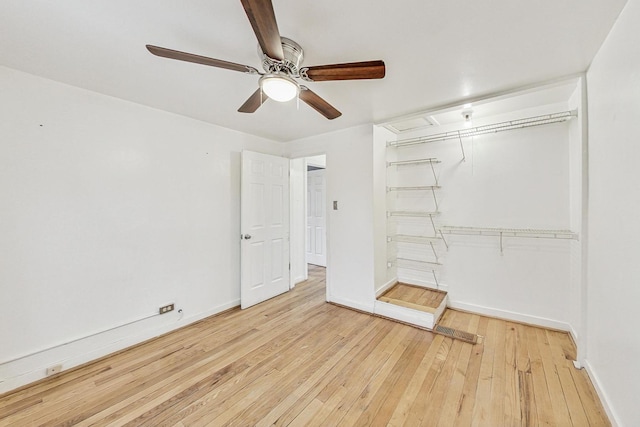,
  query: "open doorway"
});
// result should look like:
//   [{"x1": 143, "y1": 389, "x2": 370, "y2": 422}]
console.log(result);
[
  {"x1": 305, "y1": 155, "x2": 327, "y2": 268},
  {"x1": 290, "y1": 154, "x2": 327, "y2": 291}
]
